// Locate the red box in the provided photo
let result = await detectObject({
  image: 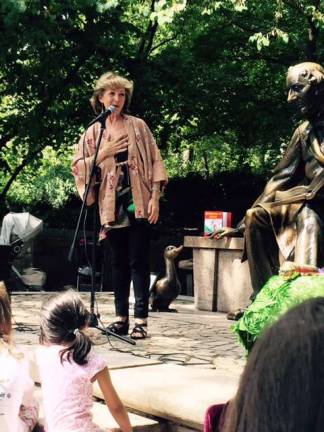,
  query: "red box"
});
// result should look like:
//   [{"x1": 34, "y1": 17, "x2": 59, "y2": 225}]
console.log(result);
[{"x1": 204, "y1": 211, "x2": 232, "y2": 237}]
